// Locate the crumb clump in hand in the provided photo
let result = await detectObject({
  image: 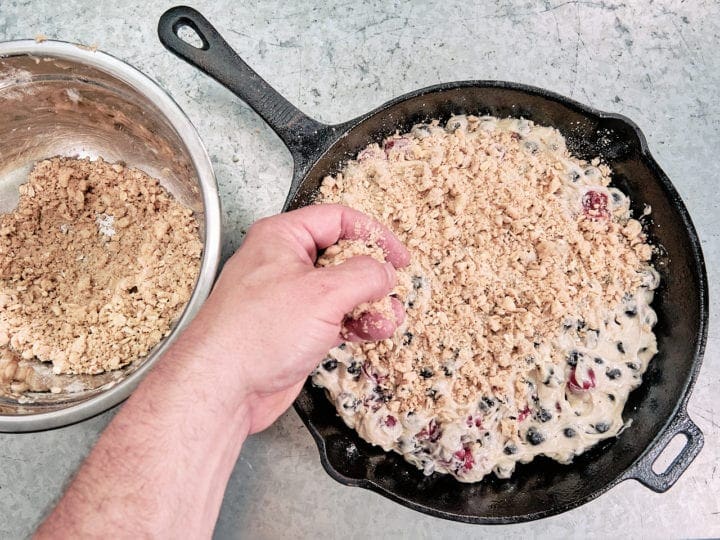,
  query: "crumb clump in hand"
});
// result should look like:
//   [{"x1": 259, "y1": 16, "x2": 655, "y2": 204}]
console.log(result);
[
  {"x1": 0, "y1": 157, "x2": 202, "y2": 376},
  {"x1": 316, "y1": 239, "x2": 408, "y2": 332}
]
